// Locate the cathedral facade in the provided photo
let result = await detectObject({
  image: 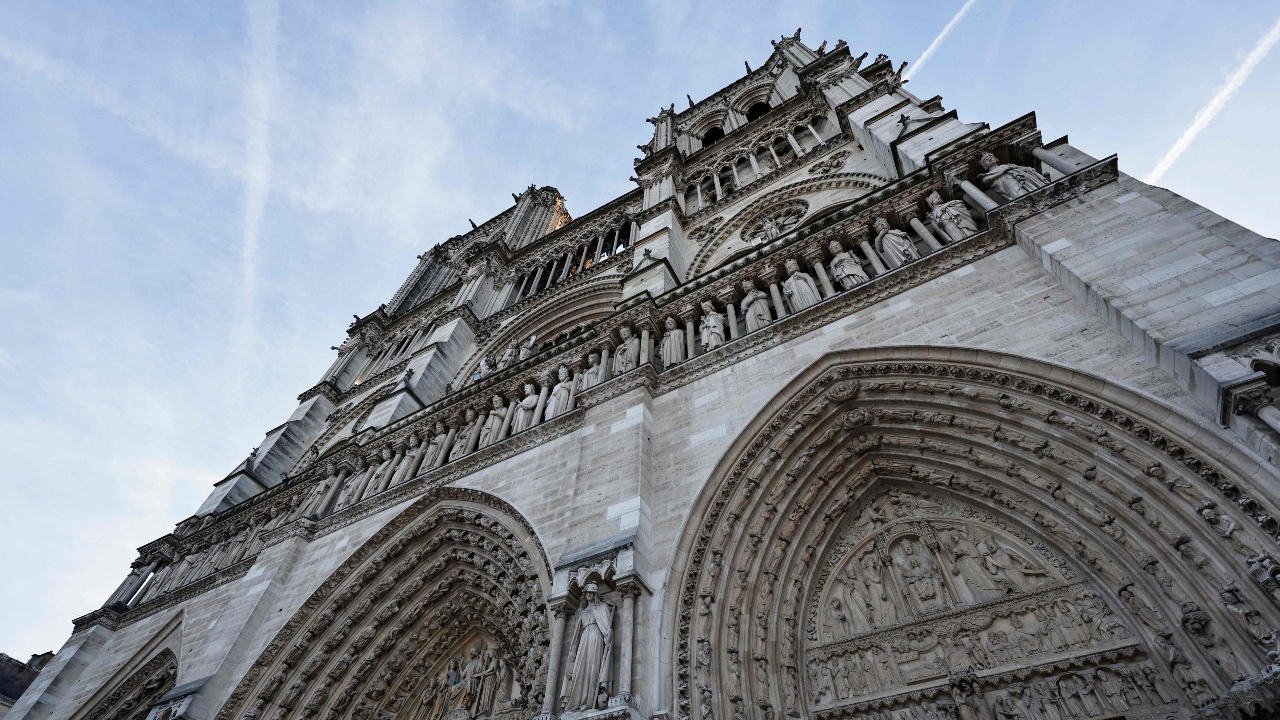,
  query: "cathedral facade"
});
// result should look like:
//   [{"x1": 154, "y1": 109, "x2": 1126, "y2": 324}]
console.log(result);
[{"x1": 12, "y1": 30, "x2": 1280, "y2": 720}]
